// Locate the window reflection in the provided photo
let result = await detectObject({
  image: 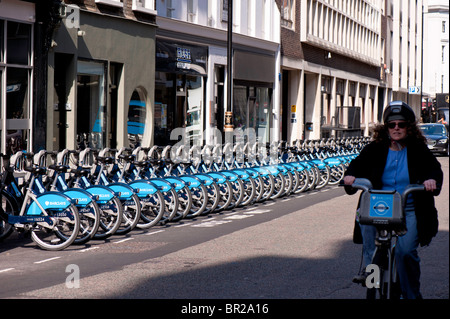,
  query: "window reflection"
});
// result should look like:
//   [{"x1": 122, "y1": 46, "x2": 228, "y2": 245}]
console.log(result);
[
  {"x1": 6, "y1": 67, "x2": 29, "y2": 119},
  {"x1": 7, "y1": 21, "x2": 31, "y2": 65}
]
